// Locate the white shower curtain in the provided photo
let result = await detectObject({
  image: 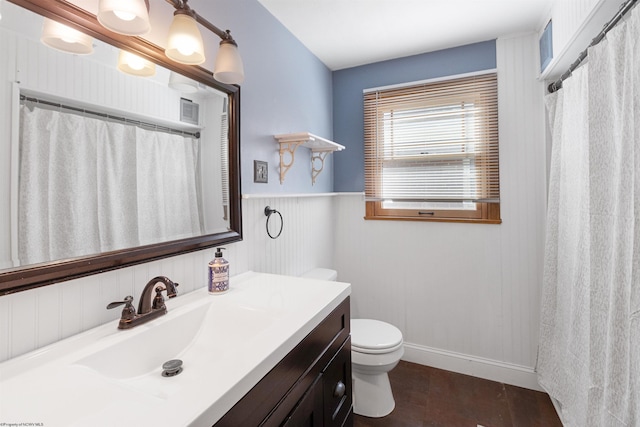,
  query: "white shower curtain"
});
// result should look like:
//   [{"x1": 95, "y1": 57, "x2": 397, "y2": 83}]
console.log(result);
[
  {"x1": 538, "y1": 6, "x2": 639, "y2": 427},
  {"x1": 18, "y1": 105, "x2": 202, "y2": 265},
  {"x1": 135, "y1": 126, "x2": 202, "y2": 246}
]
